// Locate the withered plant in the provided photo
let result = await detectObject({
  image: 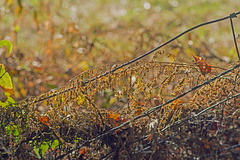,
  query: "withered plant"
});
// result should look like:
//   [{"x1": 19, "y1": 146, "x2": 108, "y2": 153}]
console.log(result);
[{"x1": 1, "y1": 11, "x2": 240, "y2": 160}]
